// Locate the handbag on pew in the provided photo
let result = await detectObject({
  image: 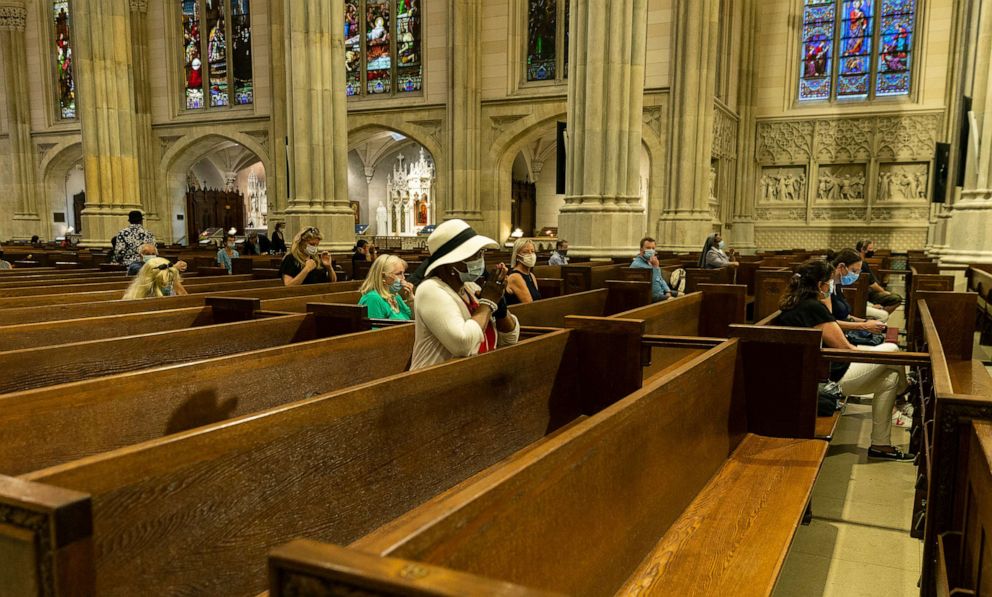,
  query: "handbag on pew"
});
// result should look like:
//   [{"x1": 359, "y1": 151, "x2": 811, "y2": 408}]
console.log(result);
[
  {"x1": 669, "y1": 268, "x2": 687, "y2": 294},
  {"x1": 844, "y1": 329, "x2": 885, "y2": 347}
]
